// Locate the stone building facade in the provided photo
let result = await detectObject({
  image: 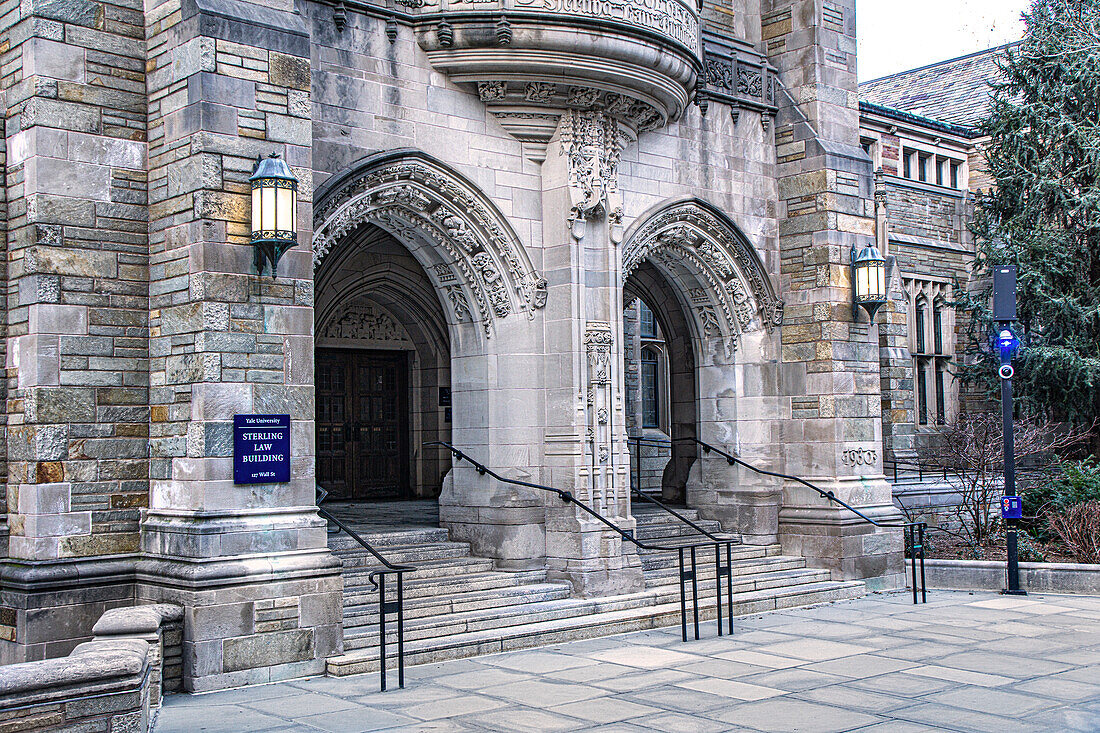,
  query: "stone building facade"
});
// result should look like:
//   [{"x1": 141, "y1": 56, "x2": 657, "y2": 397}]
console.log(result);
[
  {"x1": 0, "y1": 0, "x2": 980, "y2": 690},
  {"x1": 859, "y1": 45, "x2": 1010, "y2": 462}
]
